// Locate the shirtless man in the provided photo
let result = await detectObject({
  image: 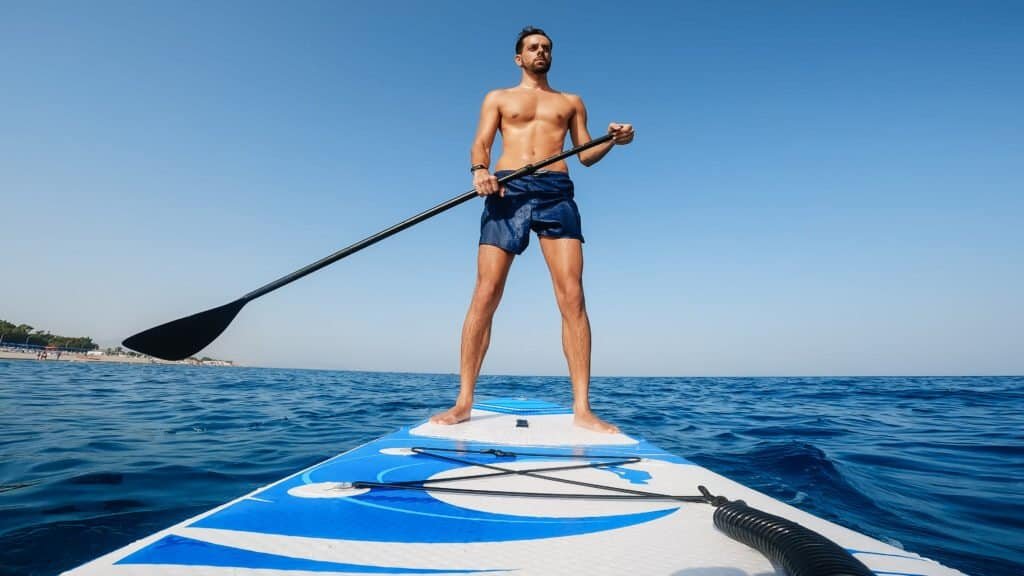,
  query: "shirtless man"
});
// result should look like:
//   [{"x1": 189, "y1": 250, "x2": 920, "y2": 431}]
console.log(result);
[{"x1": 431, "y1": 26, "x2": 634, "y2": 433}]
